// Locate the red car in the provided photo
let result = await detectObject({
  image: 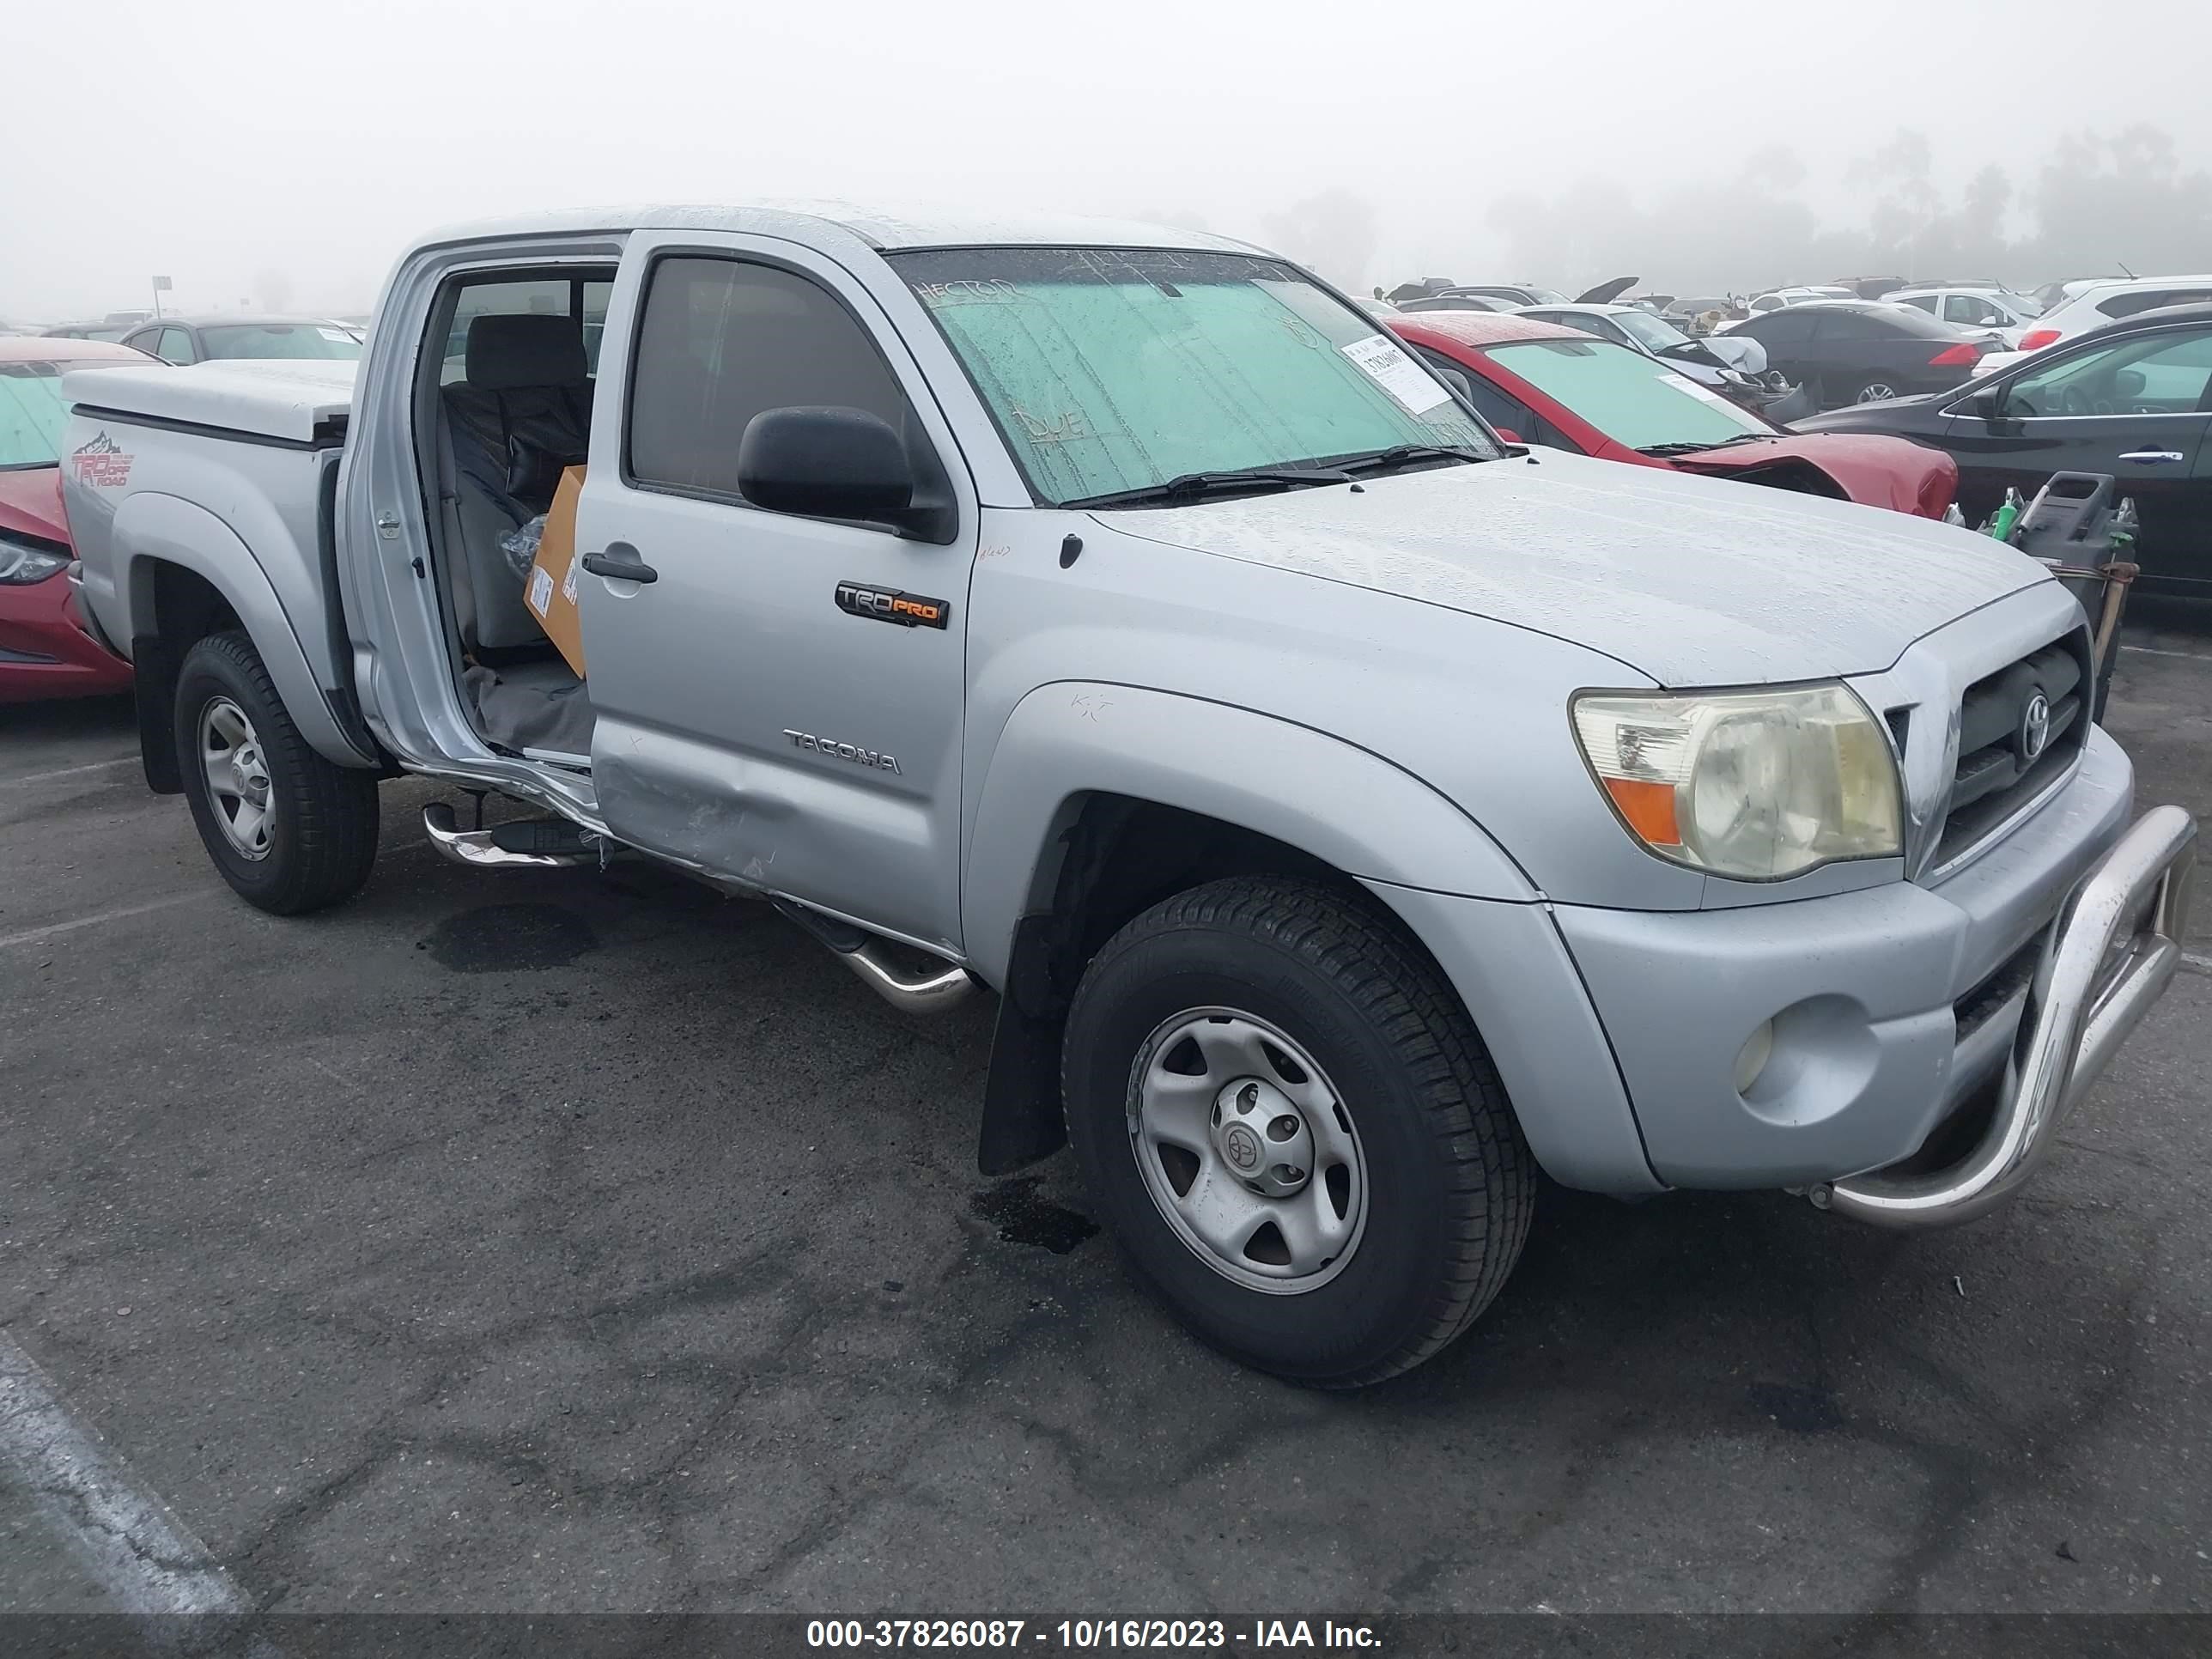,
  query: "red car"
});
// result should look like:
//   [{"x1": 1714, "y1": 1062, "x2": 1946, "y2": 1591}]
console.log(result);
[
  {"x1": 1, "y1": 337, "x2": 153, "y2": 700},
  {"x1": 1386, "y1": 312, "x2": 1958, "y2": 520}
]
